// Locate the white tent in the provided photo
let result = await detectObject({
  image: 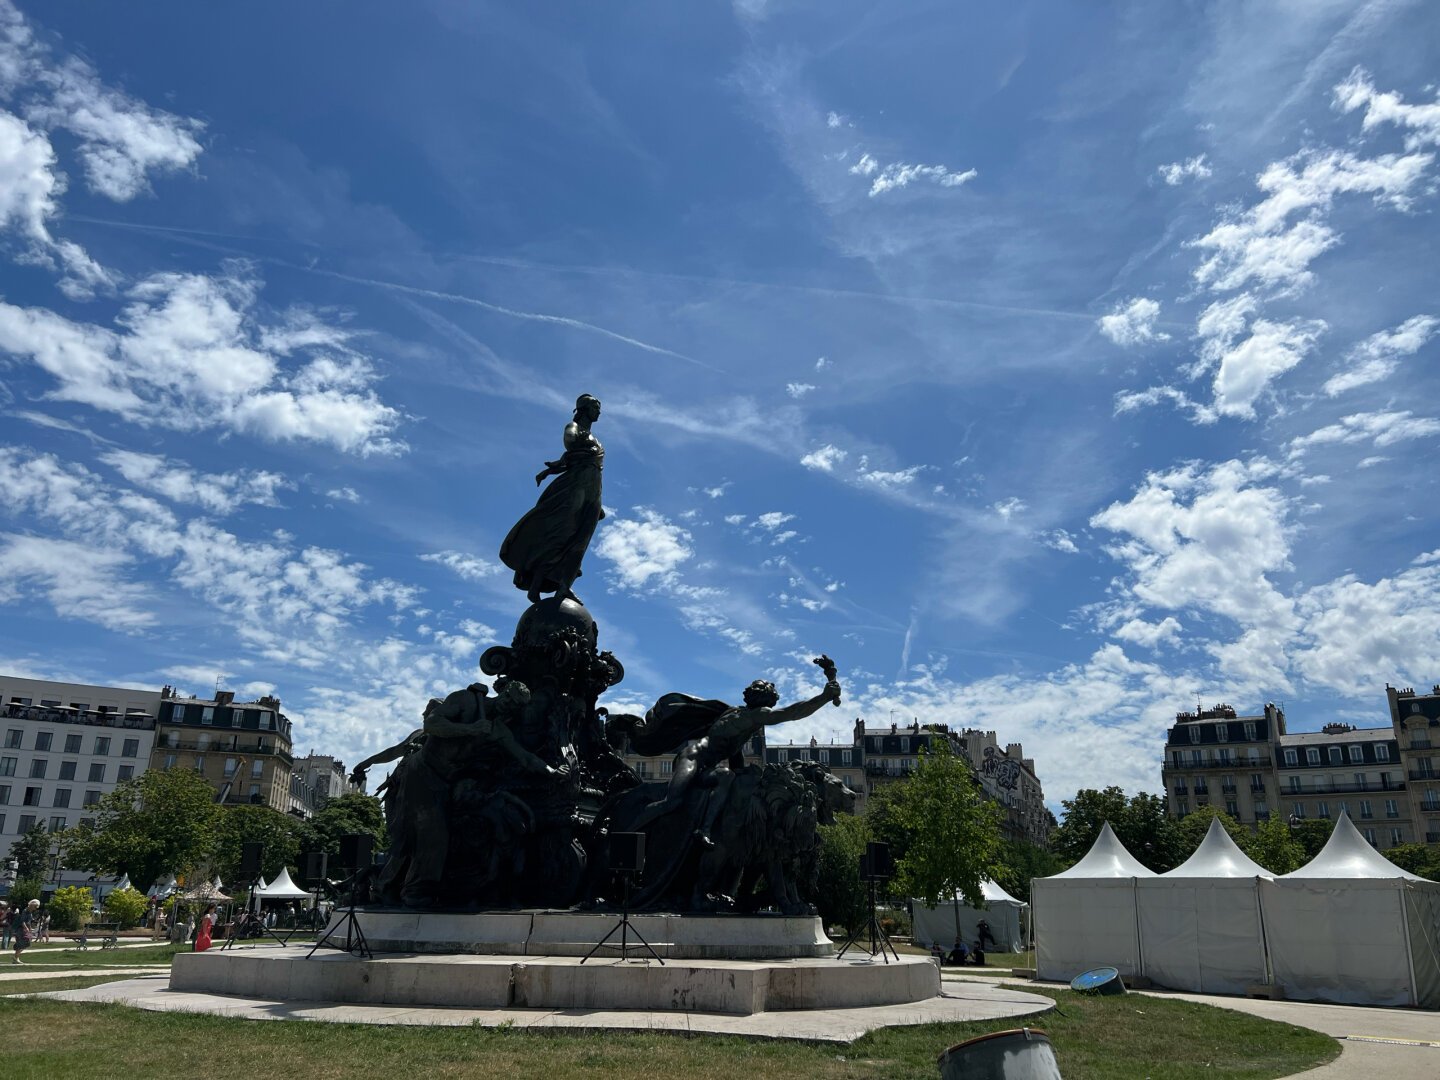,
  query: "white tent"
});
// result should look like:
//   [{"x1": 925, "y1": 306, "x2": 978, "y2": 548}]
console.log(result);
[
  {"x1": 255, "y1": 866, "x2": 310, "y2": 900},
  {"x1": 1034, "y1": 822, "x2": 1155, "y2": 981},
  {"x1": 912, "y1": 878, "x2": 1029, "y2": 952},
  {"x1": 1136, "y1": 819, "x2": 1272, "y2": 994},
  {"x1": 1260, "y1": 810, "x2": 1440, "y2": 1008},
  {"x1": 149, "y1": 873, "x2": 177, "y2": 900}
]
